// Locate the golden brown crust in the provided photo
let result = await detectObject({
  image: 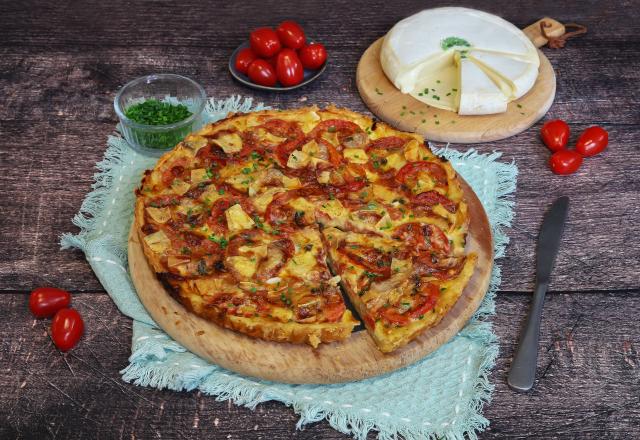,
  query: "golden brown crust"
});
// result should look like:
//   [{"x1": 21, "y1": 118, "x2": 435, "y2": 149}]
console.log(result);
[
  {"x1": 134, "y1": 105, "x2": 475, "y2": 352},
  {"x1": 176, "y1": 289, "x2": 356, "y2": 347}
]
